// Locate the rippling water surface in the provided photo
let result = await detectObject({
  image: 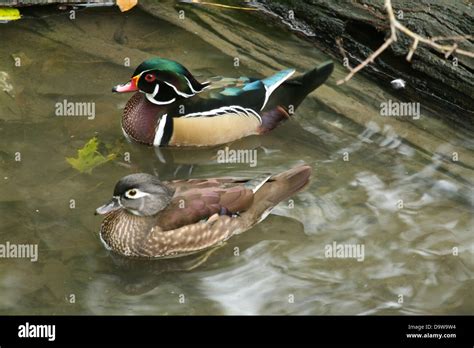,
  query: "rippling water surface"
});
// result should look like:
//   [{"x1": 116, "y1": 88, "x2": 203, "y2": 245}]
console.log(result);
[{"x1": 0, "y1": 3, "x2": 472, "y2": 315}]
